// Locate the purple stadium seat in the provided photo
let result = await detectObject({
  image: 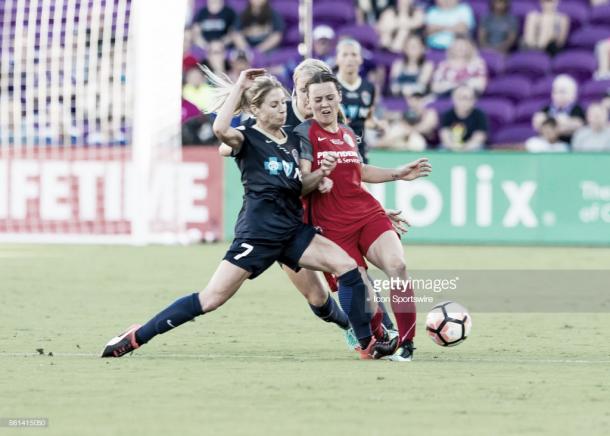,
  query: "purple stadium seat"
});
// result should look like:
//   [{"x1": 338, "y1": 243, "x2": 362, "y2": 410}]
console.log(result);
[
  {"x1": 381, "y1": 97, "x2": 407, "y2": 113},
  {"x1": 557, "y1": 2, "x2": 589, "y2": 32},
  {"x1": 484, "y1": 75, "x2": 532, "y2": 102},
  {"x1": 273, "y1": 1, "x2": 299, "y2": 24},
  {"x1": 531, "y1": 76, "x2": 555, "y2": 98},
  {"x1": 477, "y1": 97, "x2": 515, "y2": 129},
  {"x1": 313, "y1": 3, "x2": 356, "y2": 27},
  {"x1": 493, "y1": 123, "x2": 536, "y2": 145},
  {"x1": 426, "y1": 49, "x2": 445, "y2": 66},
  {"x1": 225, "y1": 0, "x2": 248, "y2": 14},
  {"x1": 470, "y1": 1, "x2": 489, "y2": 22},
  {"x1": 429, "y1": 98, "x2": 454, "y2": 116},
  {"x1": 581, "y1": 96, "x2": 603, "y2": 110},
  {"x1": 514, "y1": 98, "x2": 548, "y2": 123},
  {"x1": 511, "y1": 1, "x2": 538, "y2": 21},
  {"x1": 259, "y1": 47, "x2": 300, "y2": 67},
  {"x1": 373, "y1": 50, "x2": 401, "y2": 69},
  {"x1": 581, "y1": 80, "x2": 610, "y2": 99},
  {"x1": 552, "y1": 50, "x2": 597, "y2": 81},
  {"x1": 568, "y1": 26, "x2": 610, "y2": 50},
  {"x1": 283, "y1": 26, "x2": 301, "y2": 46},
  {"x1": 504, "y1": 51, "x2": 551, "y2": 79},
  {"x1": 479, "y1": 49, "x2": 505, "y2": 77},
  {"x1": 337, "y1": 24, "x2": 378, "y2": 50},
  {"x1": 589, "y1": 4, "x2": 610, "y2": 26}
]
